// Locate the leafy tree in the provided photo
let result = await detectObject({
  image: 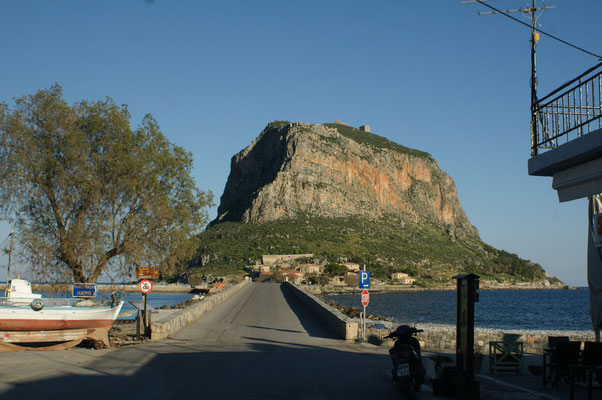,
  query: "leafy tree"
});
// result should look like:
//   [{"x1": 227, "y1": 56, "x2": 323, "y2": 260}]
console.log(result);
[
  {"x1": 324, "y1": 263, "x2": 348, "y2": 277},
  {"x1": 344, "y1": 273, "x2": 359, "y2": 287},
  {"x1": 0, "y1": 85, "x2": 213, "y2": 282},
  {"x1": 307, "y1": 275, "x2": 330, "y2": 285}
]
